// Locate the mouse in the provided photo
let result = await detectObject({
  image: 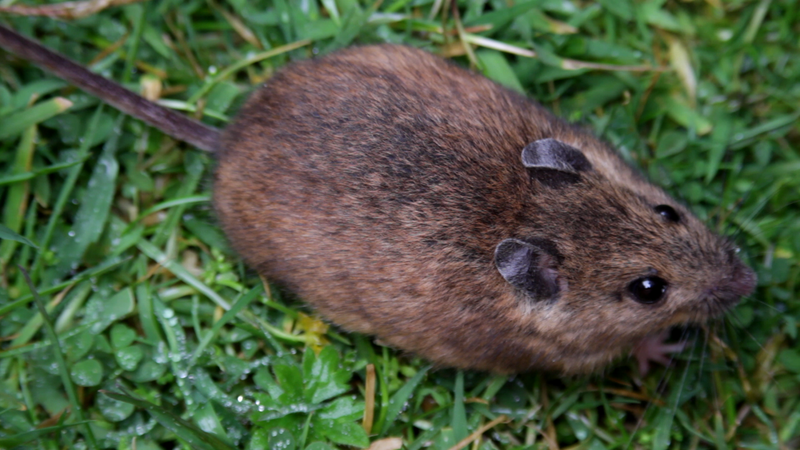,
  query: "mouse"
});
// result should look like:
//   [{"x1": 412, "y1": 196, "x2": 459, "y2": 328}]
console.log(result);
[{"x1": 0, "y1": 25, "x2": 756, "y2": 375}]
